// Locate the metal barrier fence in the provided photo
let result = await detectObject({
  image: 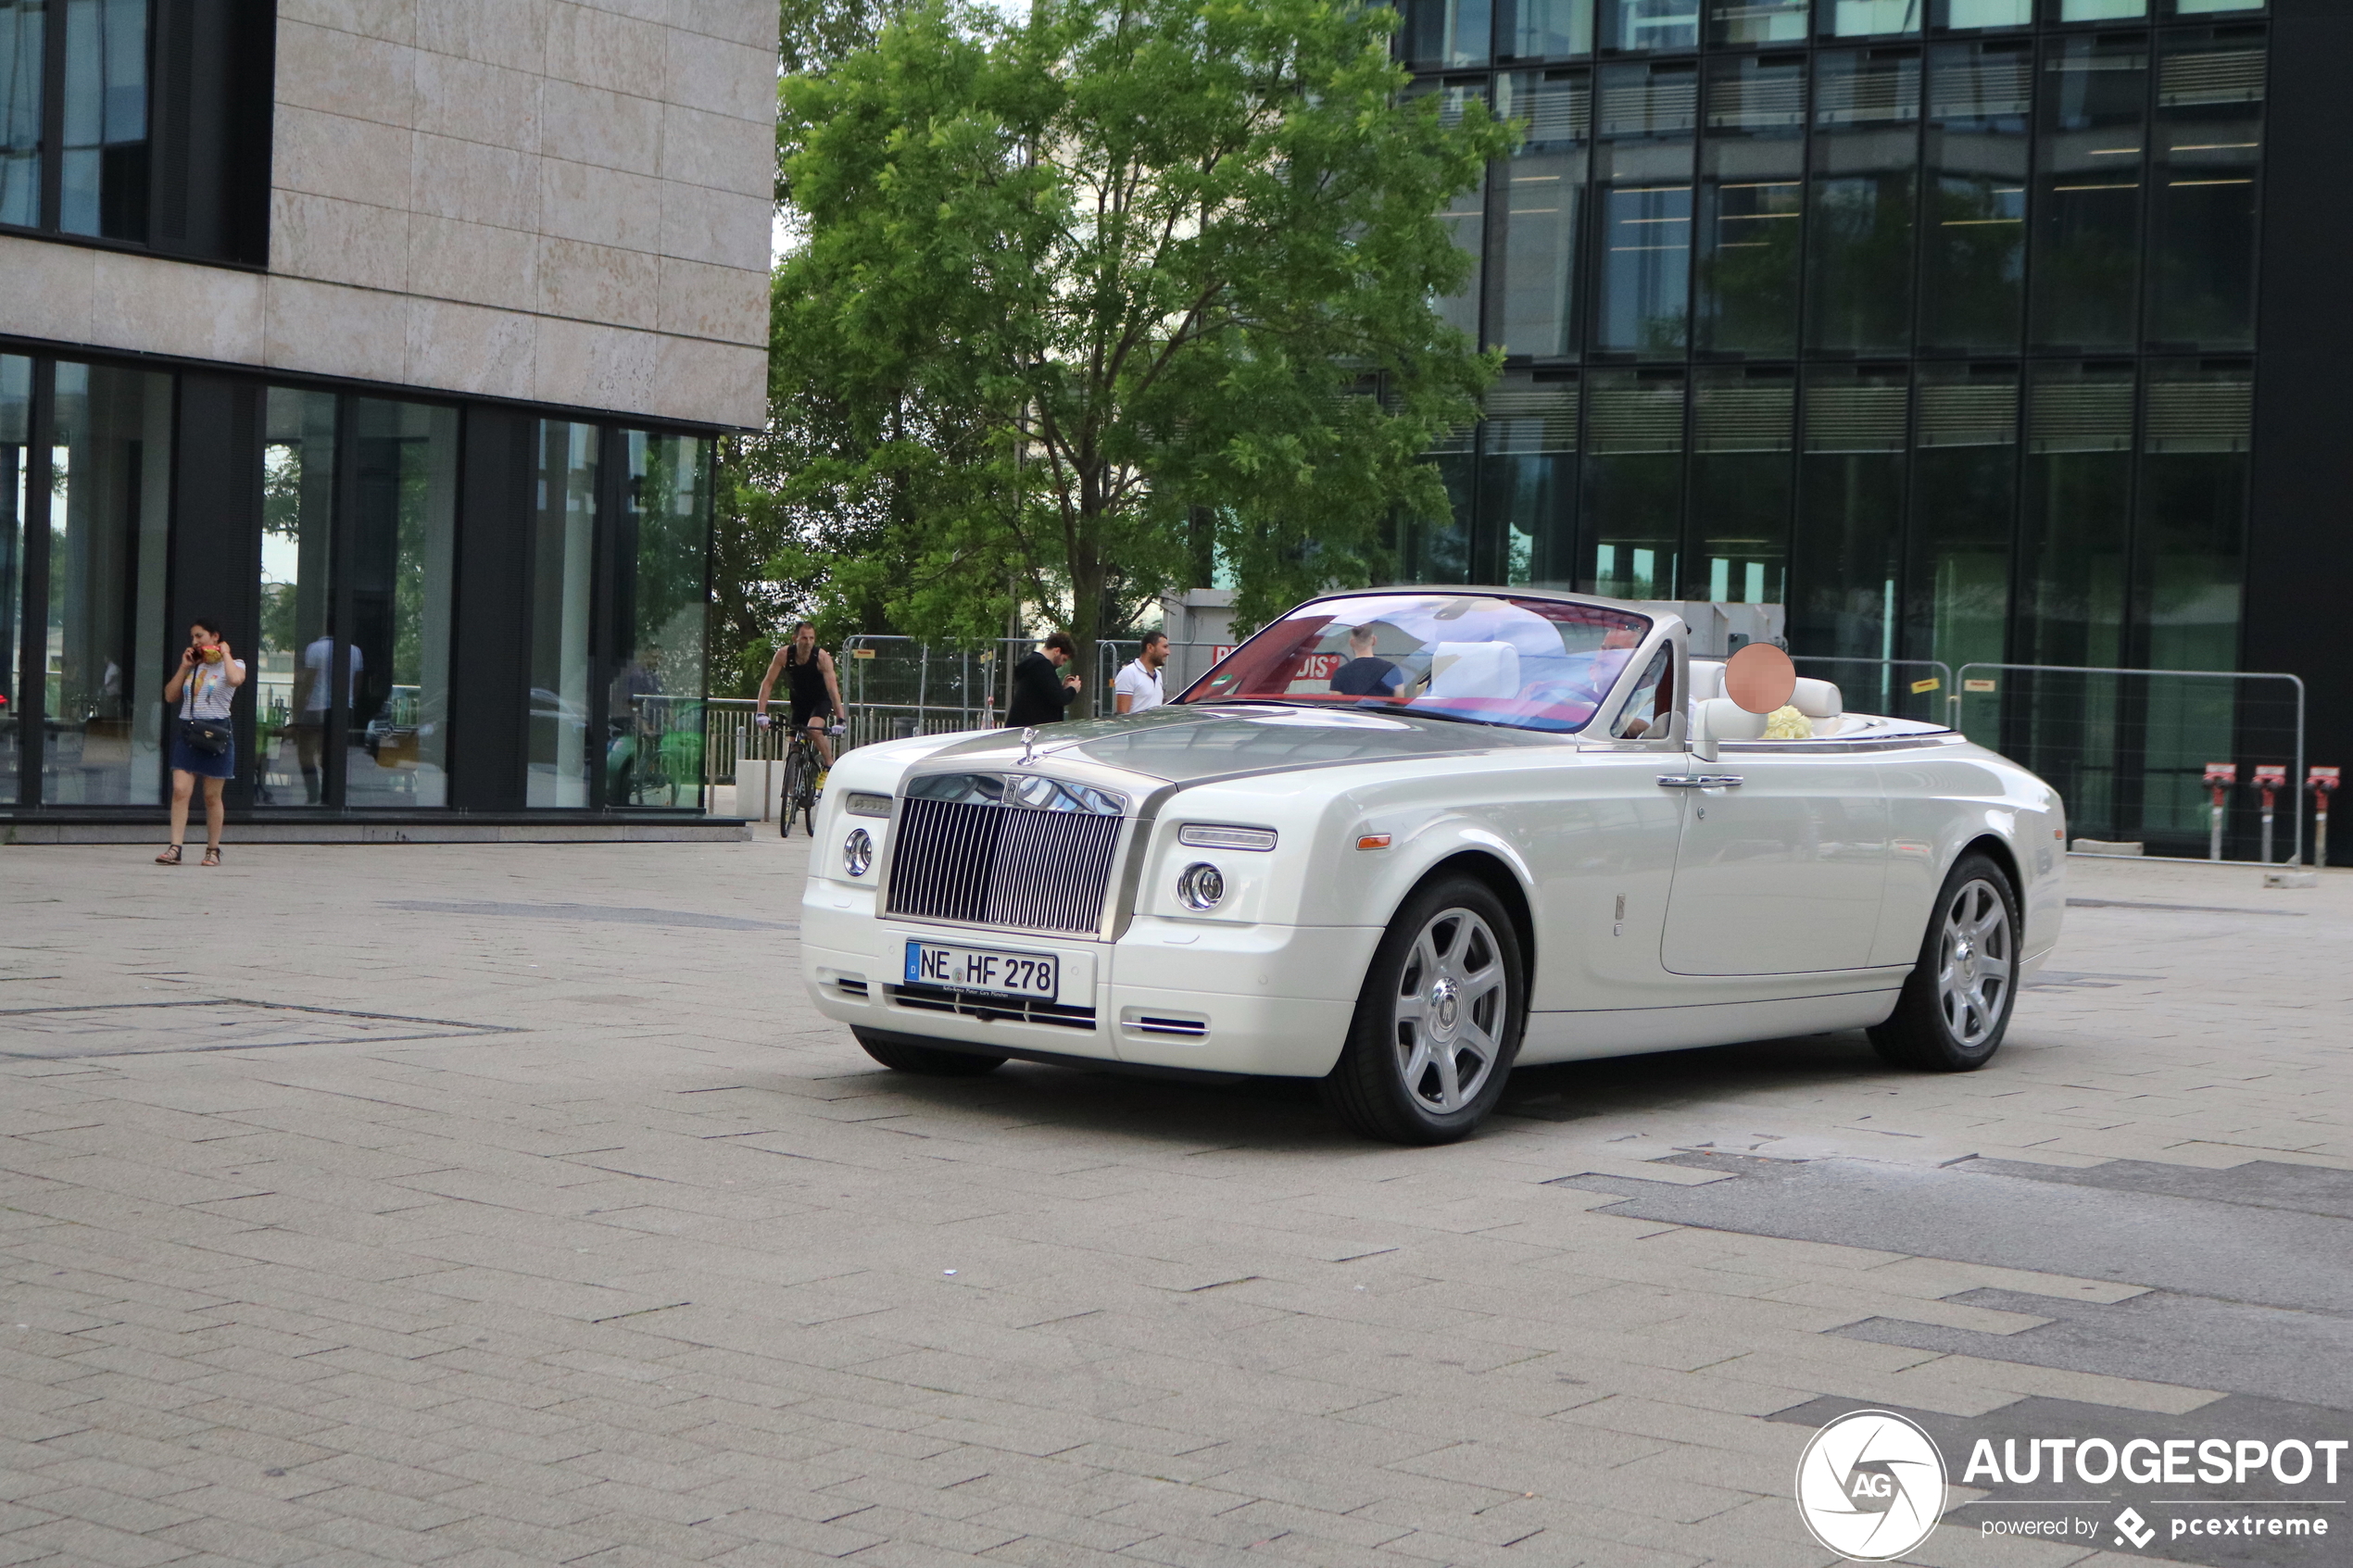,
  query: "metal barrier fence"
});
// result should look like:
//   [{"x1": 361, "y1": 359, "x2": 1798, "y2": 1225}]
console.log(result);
[
  {"x1": 1951, "y1": 664, "x2": 2307, "y2": 865},
  {"x1": 1791, "y1": 657, "x2": 1955, "y2": 727}
]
